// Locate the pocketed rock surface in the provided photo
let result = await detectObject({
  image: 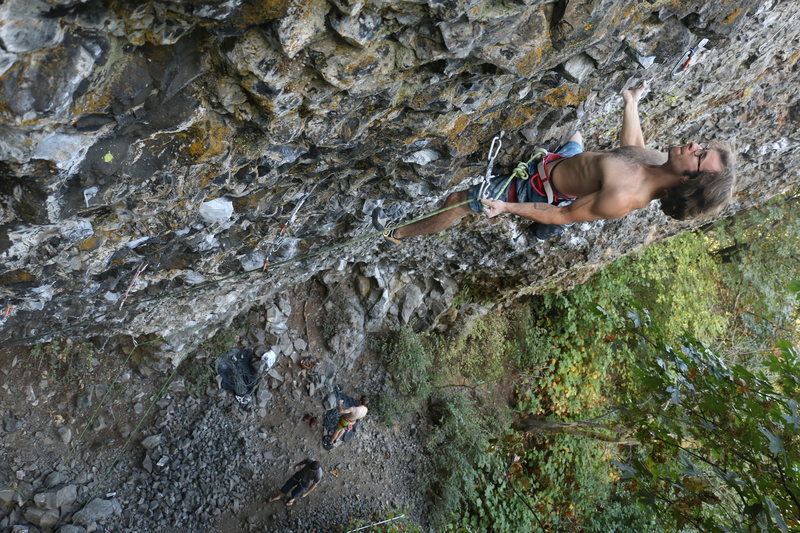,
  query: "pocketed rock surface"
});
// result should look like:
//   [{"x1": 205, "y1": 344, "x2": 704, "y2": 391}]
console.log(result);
[{"x1": 1, "y1": 0, "x2": 798, "y2": 363}]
